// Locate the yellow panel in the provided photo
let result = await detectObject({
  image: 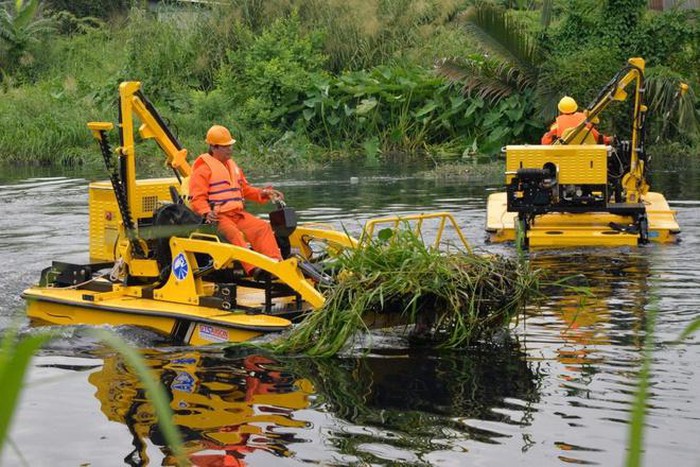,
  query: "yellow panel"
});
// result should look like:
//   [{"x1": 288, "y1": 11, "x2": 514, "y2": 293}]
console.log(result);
[
  {"x1": 23, "y1": 284, "x2": 293, "y2": 345},
  {"x1": 505, "y1": 145, "x2": 608, "y2": 185},
  {"x1": 89, "y1": 177, "x2": 181, "y2": 261}
]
